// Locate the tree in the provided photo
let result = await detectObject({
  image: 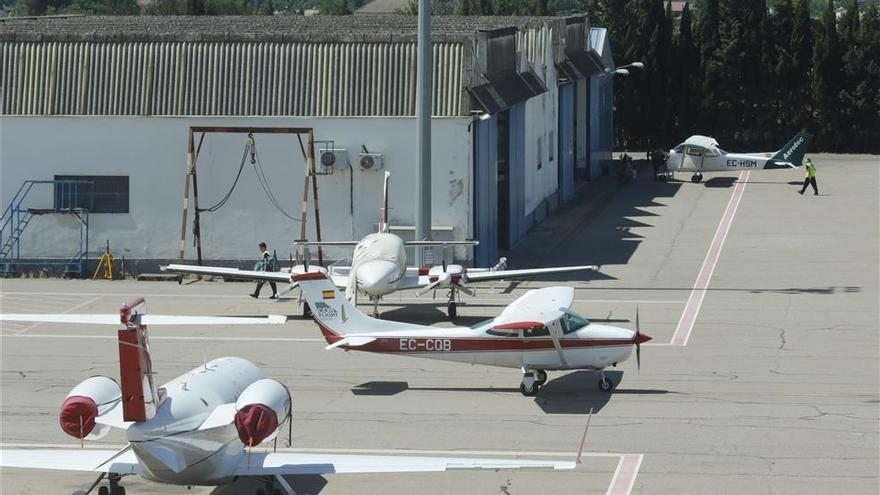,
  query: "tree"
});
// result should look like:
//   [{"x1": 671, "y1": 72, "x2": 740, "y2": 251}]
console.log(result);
[
  {"x1": 674, "y1": 2, "x2": 700, "y2": 136},
  {"x1": 812, "y1": 0, "x2": 843, "y2": 148}
]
